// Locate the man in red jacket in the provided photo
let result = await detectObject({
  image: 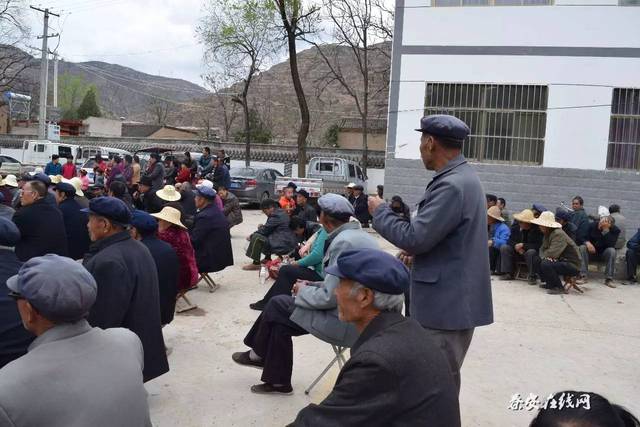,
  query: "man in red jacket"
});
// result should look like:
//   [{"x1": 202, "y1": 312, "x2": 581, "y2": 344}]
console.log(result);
[{"x1": 62, "y1": 157, "x2": 76, "y2": 180}]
